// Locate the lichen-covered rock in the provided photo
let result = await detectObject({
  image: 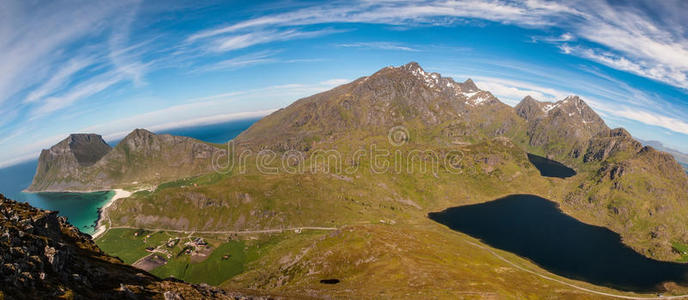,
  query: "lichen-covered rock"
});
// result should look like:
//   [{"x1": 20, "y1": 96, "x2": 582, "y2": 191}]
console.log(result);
[
  {"x1": 515, "y1": 95, "x2": 609, "y2": 163},
  {"x1": 0, "y1": 194, "x2": 262, "y2": 299}
]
